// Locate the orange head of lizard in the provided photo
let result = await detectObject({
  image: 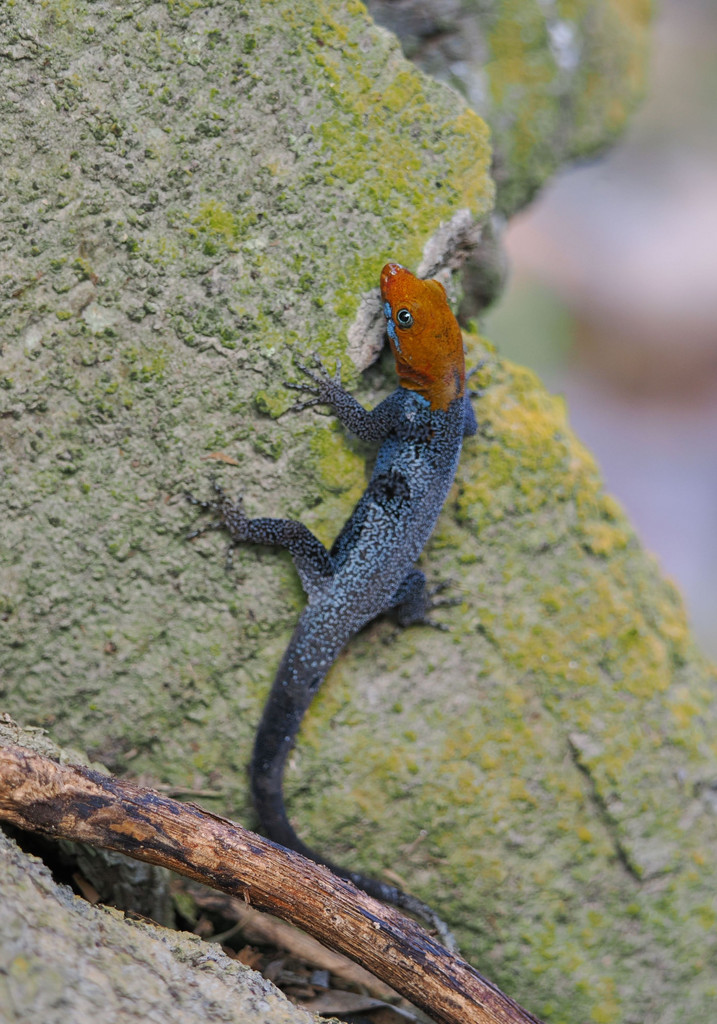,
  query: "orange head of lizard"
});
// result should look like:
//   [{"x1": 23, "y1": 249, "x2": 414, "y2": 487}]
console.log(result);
[{"x1": 380, "y1": 262, "x2": 465, "y2": 411}]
